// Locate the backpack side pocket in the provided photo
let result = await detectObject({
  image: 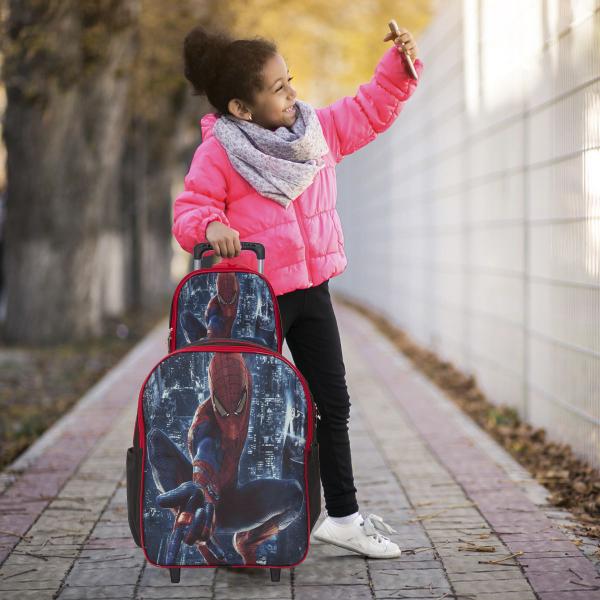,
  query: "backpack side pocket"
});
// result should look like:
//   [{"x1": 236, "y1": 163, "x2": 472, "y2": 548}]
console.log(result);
[{"x1": 126, "y1": 446, "x2": 143, "y2": 547}]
